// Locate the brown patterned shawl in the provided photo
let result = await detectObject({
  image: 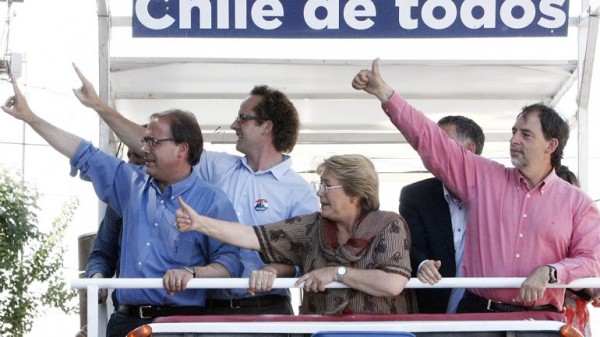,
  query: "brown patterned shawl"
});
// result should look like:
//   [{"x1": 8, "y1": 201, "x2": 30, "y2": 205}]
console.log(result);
[{"x1": 254, "y1": 211, "x2": 417, "y2": 315}]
